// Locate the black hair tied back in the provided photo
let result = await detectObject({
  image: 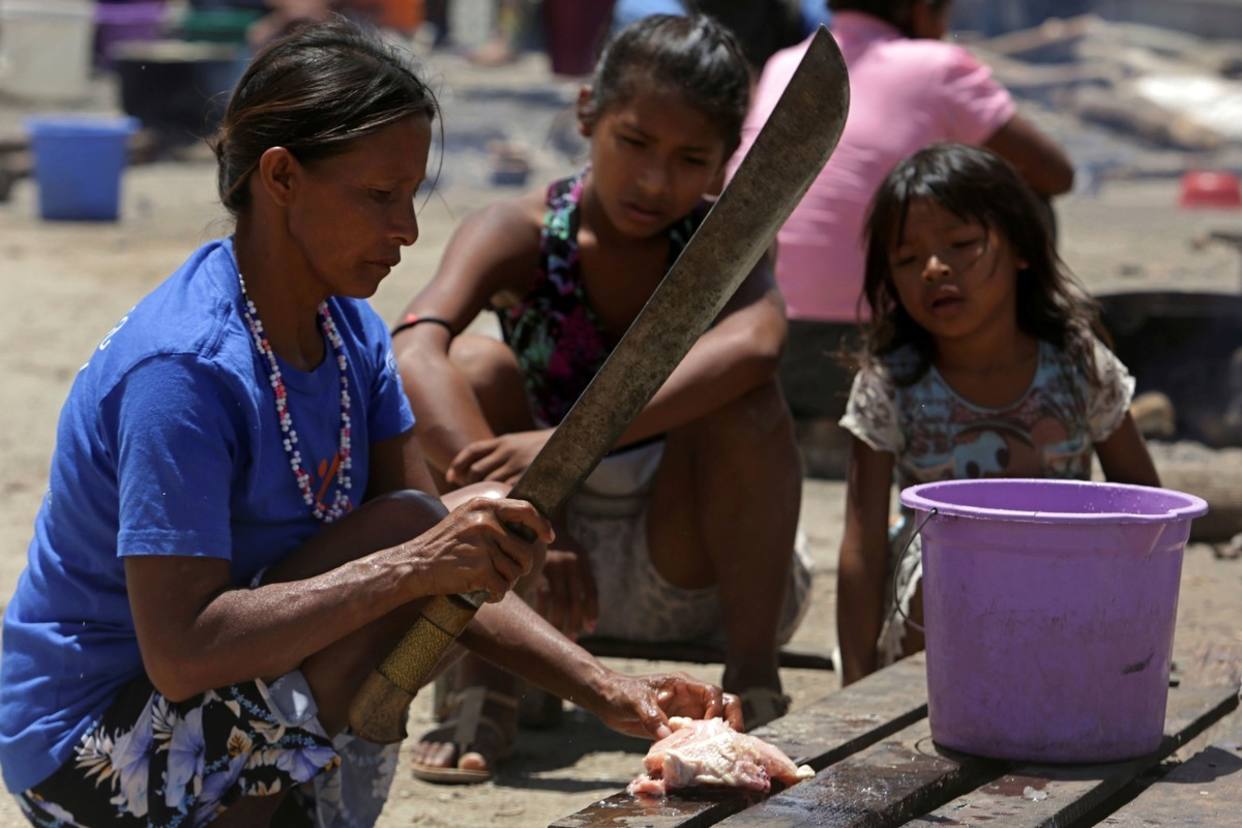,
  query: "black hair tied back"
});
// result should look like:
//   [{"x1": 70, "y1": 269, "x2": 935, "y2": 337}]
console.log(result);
[{"x1": 209, "y1": 18, "x2": 438, "y2": 217}]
